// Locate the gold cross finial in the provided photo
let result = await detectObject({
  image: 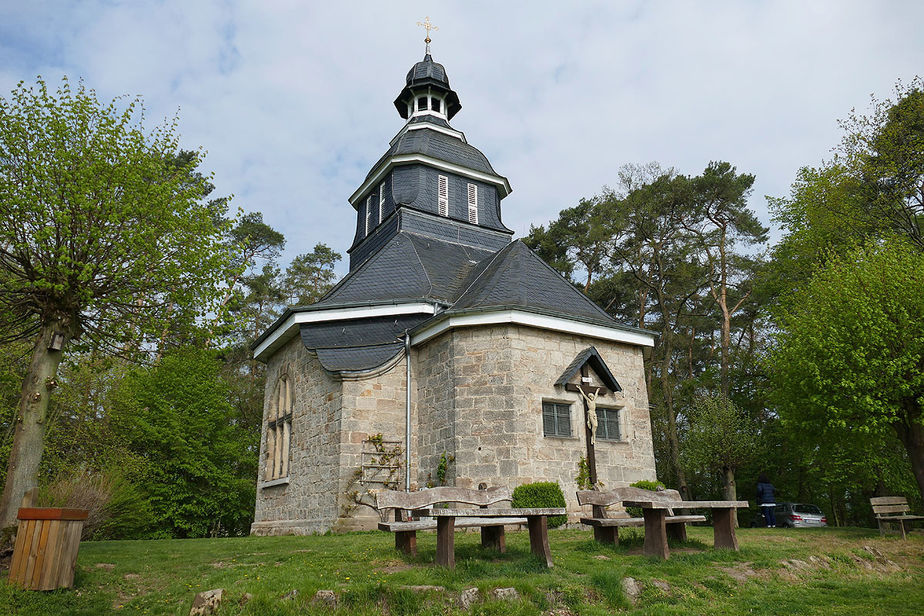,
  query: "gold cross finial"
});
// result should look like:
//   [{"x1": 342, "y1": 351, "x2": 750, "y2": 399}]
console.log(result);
[{"x1": 417, "y1": 16, "x2": 438, "y2": 54}]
